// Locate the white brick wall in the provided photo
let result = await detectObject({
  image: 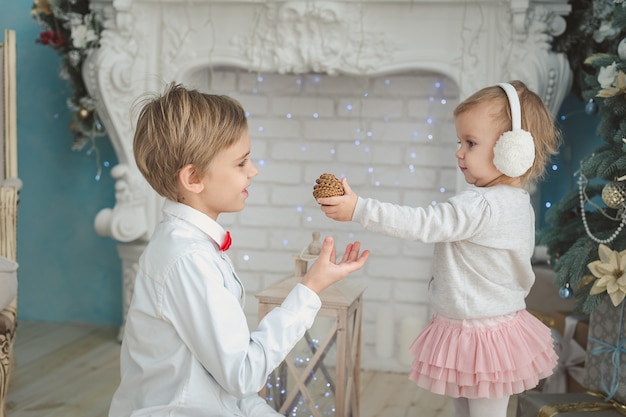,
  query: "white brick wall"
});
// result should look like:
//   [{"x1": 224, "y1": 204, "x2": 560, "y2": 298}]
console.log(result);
[{"x1": 186, "y1": 68, "x2": 460, "y2": 372}]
